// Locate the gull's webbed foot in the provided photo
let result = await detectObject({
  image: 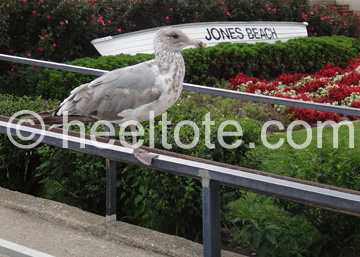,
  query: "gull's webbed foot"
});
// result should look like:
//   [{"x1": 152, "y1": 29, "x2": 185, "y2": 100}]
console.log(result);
[{"x1": 133, "y1": 148, "x2": 158, "y2": 166}]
